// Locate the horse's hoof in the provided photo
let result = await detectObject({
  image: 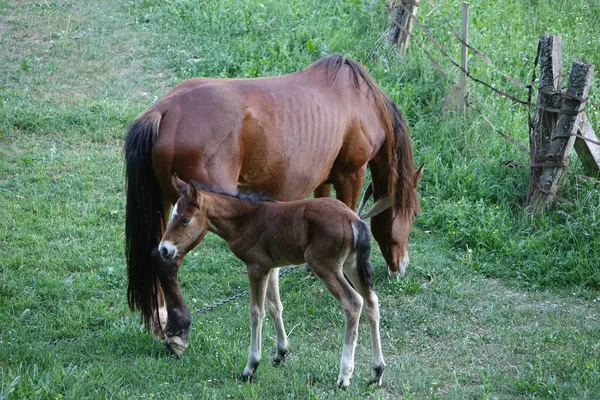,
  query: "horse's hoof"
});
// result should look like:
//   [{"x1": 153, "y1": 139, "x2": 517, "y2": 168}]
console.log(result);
[
  {"x1": 304, "y1": 264, "x2": 314, "y2": 276},
  {"x1": 164, "y1": 335, "x2": 188, "y2": 357},
  {"x1": 370, "y1": 364, "x2": 385, "y2": 386}
]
